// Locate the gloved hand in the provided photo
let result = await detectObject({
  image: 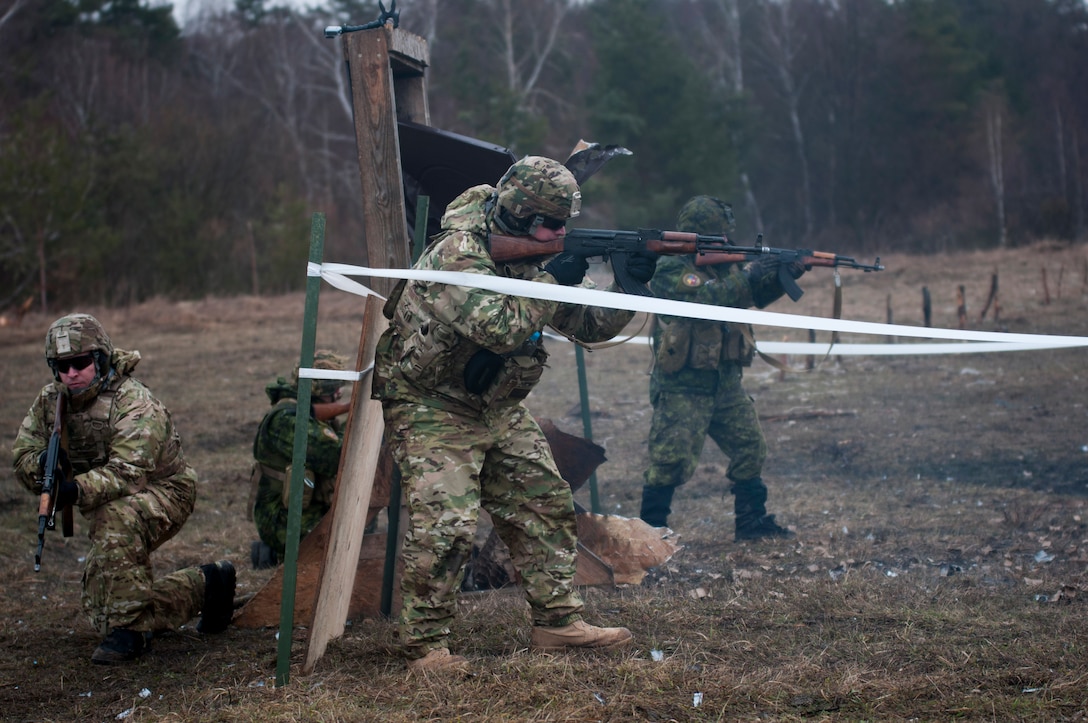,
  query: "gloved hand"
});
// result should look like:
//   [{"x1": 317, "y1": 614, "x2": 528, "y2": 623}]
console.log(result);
[
  {"x1": 785, "y1": 259, "x2": 808, "y2": 279},
  {"x1": 38, "y1": 448, "x2": 70, "y2": 477},
  {"x1": 544, "y1": 252, "x2": 589, "y2": 286},
  {"x1": 745, "y1": 256, "x2": 781, "y2": 286},
  {"x1": 626, "y1": 251, "x2": 659, "y2": 285},
  {"x1": 56, "y1": 476, "x2": 79, "y2": 510}
]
